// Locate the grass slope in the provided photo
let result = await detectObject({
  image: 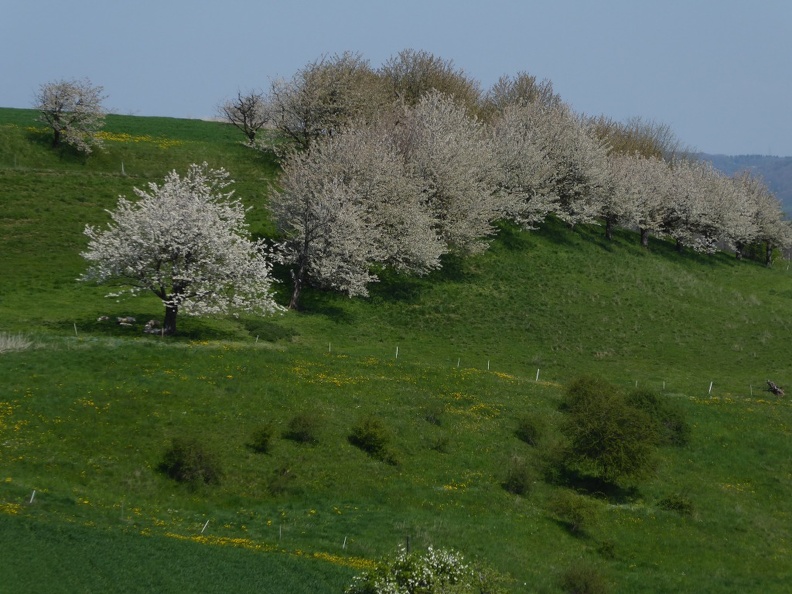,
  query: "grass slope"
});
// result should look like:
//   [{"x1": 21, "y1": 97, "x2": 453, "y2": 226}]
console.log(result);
[{"x1": 1, "y1": 108, "x2": 791, "y2": 592}]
